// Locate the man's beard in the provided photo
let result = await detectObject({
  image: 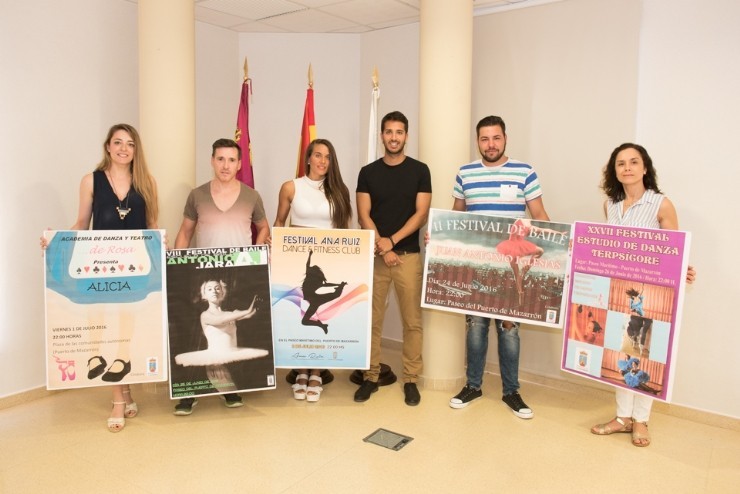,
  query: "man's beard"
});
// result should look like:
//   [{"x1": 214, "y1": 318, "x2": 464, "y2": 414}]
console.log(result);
[
  {"x1": 481, "y1": 146, "x2": 505, "y2": 164},
  {"x1": 384, "y1": 141, "x2": 405, "y2": 156}
]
